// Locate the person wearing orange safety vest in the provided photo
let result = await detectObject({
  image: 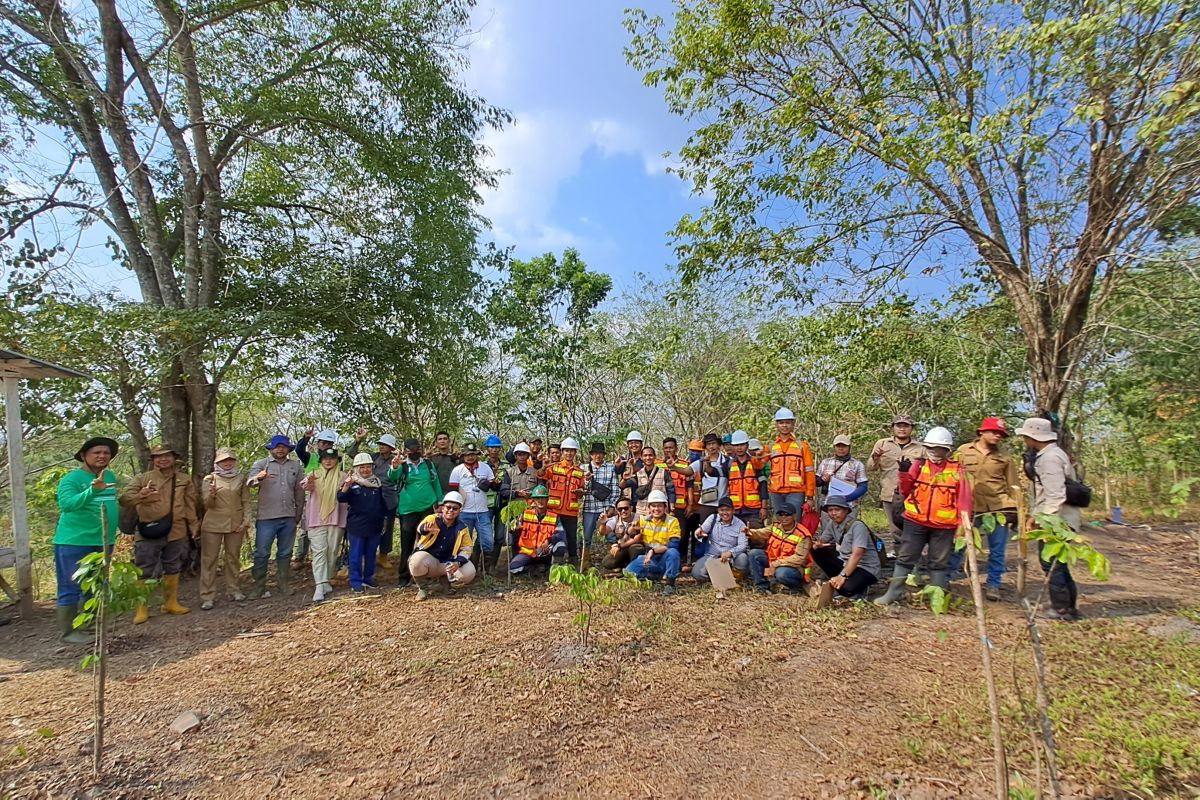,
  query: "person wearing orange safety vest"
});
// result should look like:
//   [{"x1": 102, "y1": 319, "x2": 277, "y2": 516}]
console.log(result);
[
  {"x1": 759, "y1": 407, "x2": 816, "y2": 521},
  {"x1": 875, "y1": 427, "x2": 973, "y2": 605},
  {"x1": 746, "y1": 506, "x2": 813, "y2": 593},
  {"x1": 725, "y1": 430, "x2": 764, "y2": 528},
  {"x1": 537, "y1": 437, "x2": 586, "y2": 565},
  {"x1": 508, "y1": 486, "x2": 565, "y2": 577}
]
